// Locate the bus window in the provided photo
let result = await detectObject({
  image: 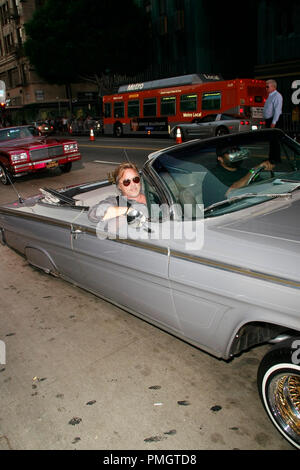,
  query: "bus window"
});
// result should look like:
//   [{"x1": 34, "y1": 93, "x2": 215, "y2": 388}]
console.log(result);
[
  {"x1": 114, "y1": 101, "x2": 124, "y2": 118},
  {"x1": 128, "y1": 99, "x2": 140, "y2": 117},
  {"x1": 160, "y1": 96, "x2": 176, "y2": 116},
  {"x1": 104, "y1": 102, "x2": 111, "y2": 118},
  {"x1": 143, "y1": 97, "x2": 156, "y2": 117},
  {"x1": 202, "y1": 92, "x2": 221, "y2": 110},
  {"x1": 180, "y1": 94, "x2": 197, "y2": 112}
]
